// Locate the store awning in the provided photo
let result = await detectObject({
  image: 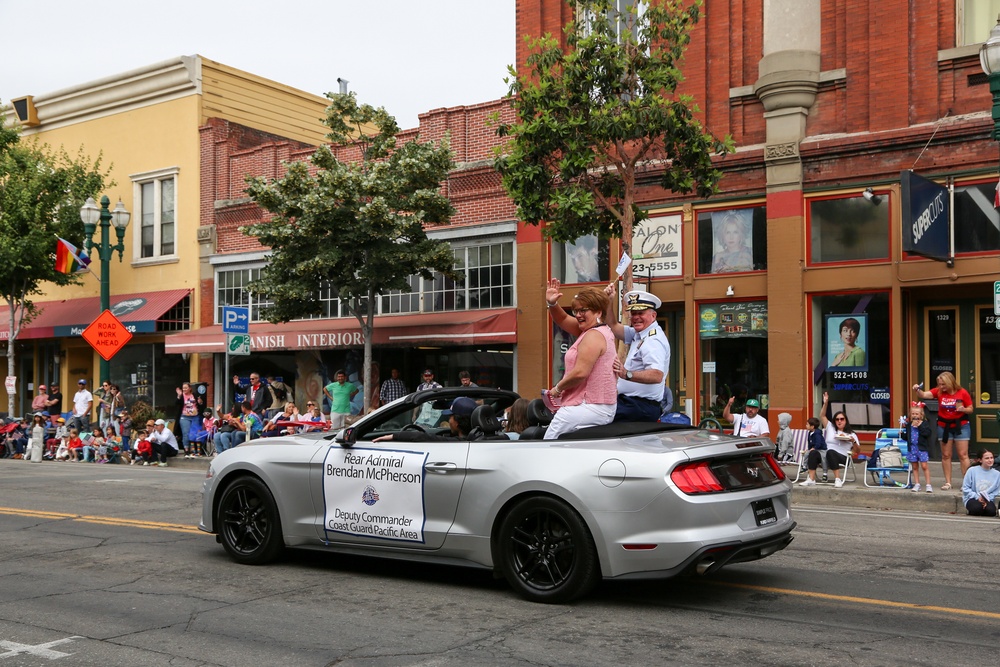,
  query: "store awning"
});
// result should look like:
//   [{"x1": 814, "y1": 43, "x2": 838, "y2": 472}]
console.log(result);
[
  {"x1": 163, "y1": 308, "x2": 518, "y2": 354},
  {"x1": 0, "y1": 289, "x2": 192, "y2": 341}
]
